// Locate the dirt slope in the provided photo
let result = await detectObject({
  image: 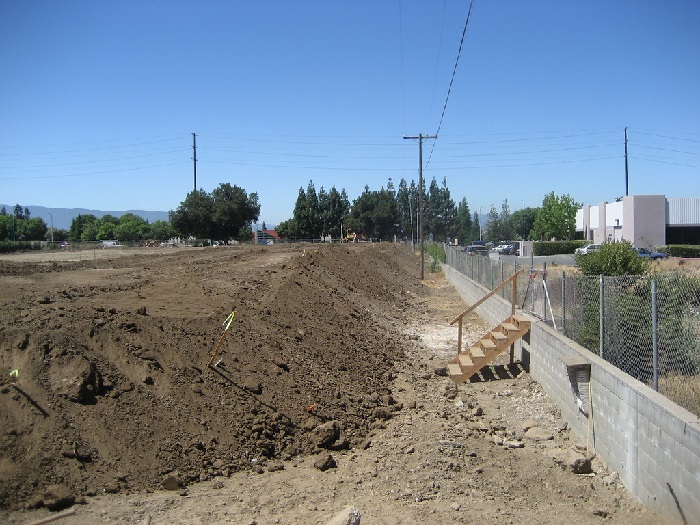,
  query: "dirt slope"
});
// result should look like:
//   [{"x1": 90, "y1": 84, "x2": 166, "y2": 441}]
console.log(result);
[
  {"x1": 0, "y1": 244, "x2": 419, "y2": 510},
  {"x1": 0, "y1": 244, "x2": 675, "y2": 524}
]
